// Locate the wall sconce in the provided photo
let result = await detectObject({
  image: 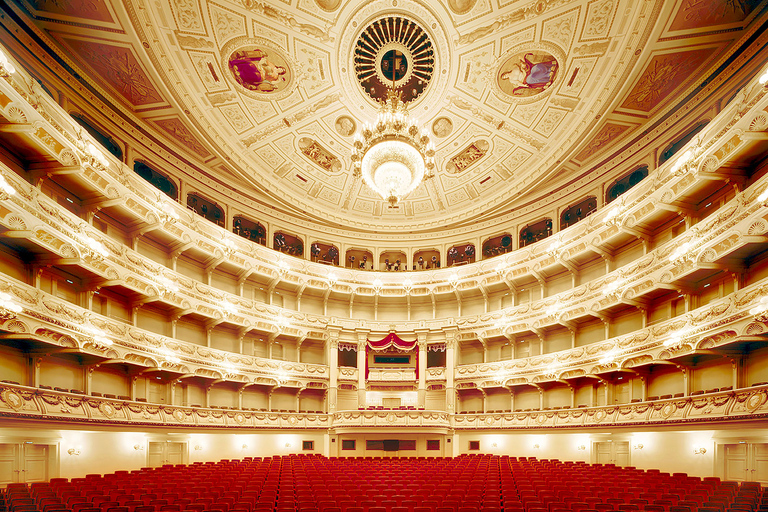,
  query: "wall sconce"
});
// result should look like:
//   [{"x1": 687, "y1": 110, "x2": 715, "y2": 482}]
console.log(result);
[
  {"x1": 285, "y1": 442, "x2": 292, "y2": 448},
  {"x1": 576, "y1": 445, "x2": 586, "y2": 451},
  {"x1": 492, "y1": 442, "x2": 498, "y2": 448},
  {"x1": 194, "y1": 445, "x2": 203, "y2": 451},
  {"x1": 133, "y1": 444, "x2": 144, "y2": 451},
  {"x1": 694, "y1": 446, "x2": 707, "y2": 455},
  {"x1": 532, "y1": 444, "x2": 540, "y2": 450},
  {"x1": 241, "y1": 444, "x2": 248, "y2": 450},
  {"x1": 67, "y1": 448, "x2": 80, "y2": 456},
  {"x1": 633, "y1": 443, "x2": 644, "y2": 450}
]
